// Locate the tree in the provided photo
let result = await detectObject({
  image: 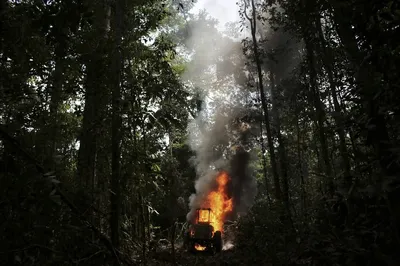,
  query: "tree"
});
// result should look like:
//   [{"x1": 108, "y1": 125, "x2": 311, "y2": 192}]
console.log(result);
[
  {"x1": 110, "y1": 0, "x2": 123, "y2": 248},
  {"x1": 242, "y1": 0, "x2": 282, "y2": 201}
]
